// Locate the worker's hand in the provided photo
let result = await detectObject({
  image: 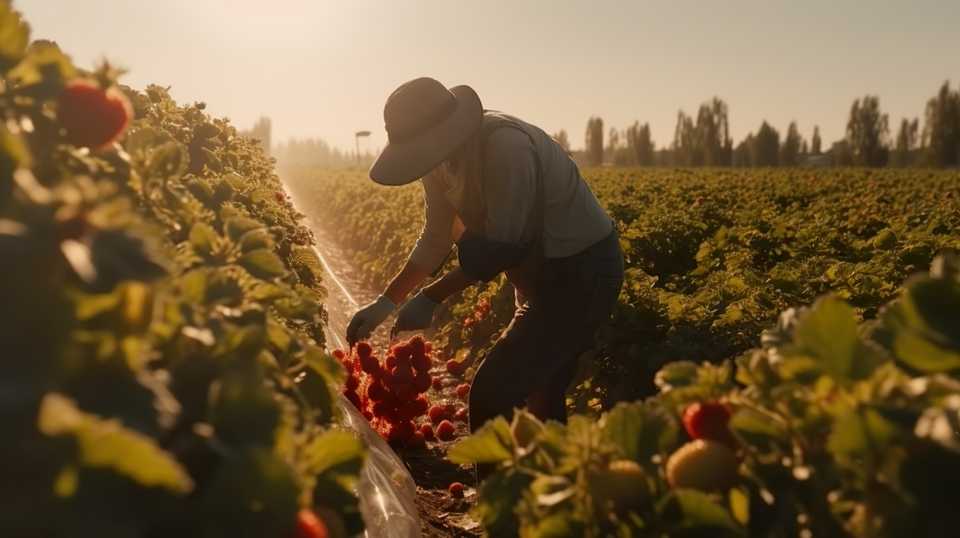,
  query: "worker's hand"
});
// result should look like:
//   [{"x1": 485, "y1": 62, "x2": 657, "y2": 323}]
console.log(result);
[
  {"x1": 346, "y1": 295, "x2": 396, "y2": 345},
  {"x1": 391, "y1": 291, "x2": 438, "y2": 337}
]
